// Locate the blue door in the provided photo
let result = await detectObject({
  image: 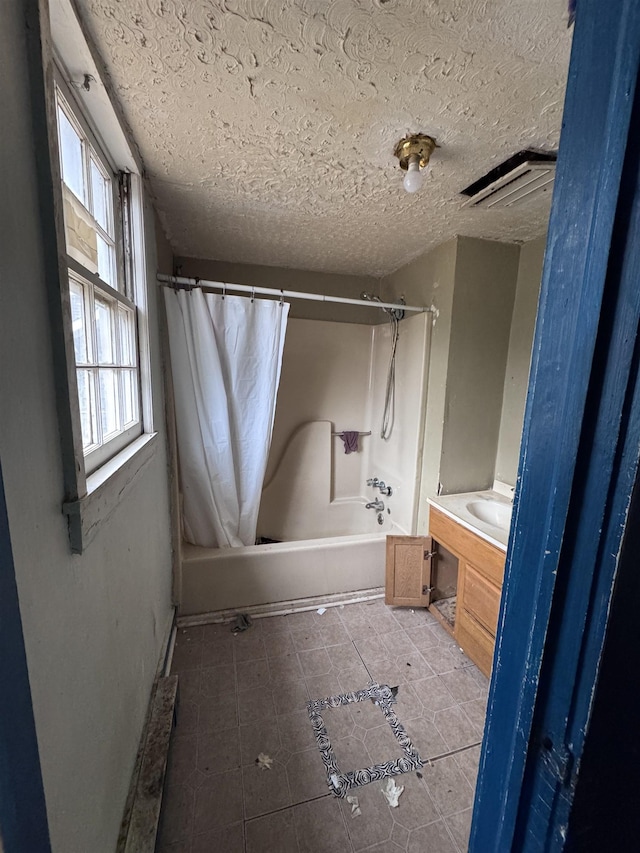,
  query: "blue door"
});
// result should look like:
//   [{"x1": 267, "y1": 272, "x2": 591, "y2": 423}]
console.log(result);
[{"x1": 471, "y1": 2, "x2": 640, "y2": 849}]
